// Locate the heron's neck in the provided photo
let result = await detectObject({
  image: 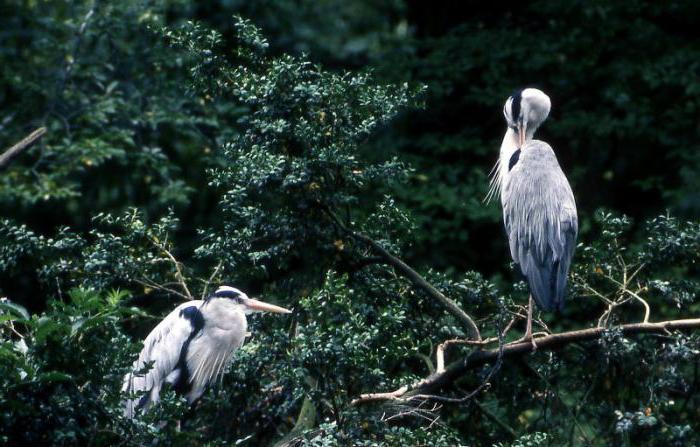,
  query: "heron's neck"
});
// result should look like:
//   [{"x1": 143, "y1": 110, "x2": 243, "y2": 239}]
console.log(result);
[
  {"x1": 490, "y1": 128, "x2": 517, "y2": 204},
  {"x1": 501, "y1": 127, "x2": 520, "y2": 151},
  {"x1": 499, "y1": 128, "x2": 519, "y2": 169},
  {"x1": 526, "y1": 121, "x2": 542, "y2": 142}
]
